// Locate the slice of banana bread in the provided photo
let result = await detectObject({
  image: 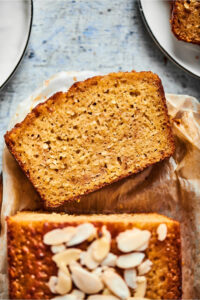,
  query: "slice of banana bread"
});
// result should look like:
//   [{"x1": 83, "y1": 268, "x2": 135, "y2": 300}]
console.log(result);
[
  {"x1": 171, "y1": 0, "x2": 200, "y2": 44},
  {"x1": 7, "y1": 212, "x2": 182, "y2": 299},
  {"x1": 5, "y1": 71, "x2": 174, "y2": 210}
]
